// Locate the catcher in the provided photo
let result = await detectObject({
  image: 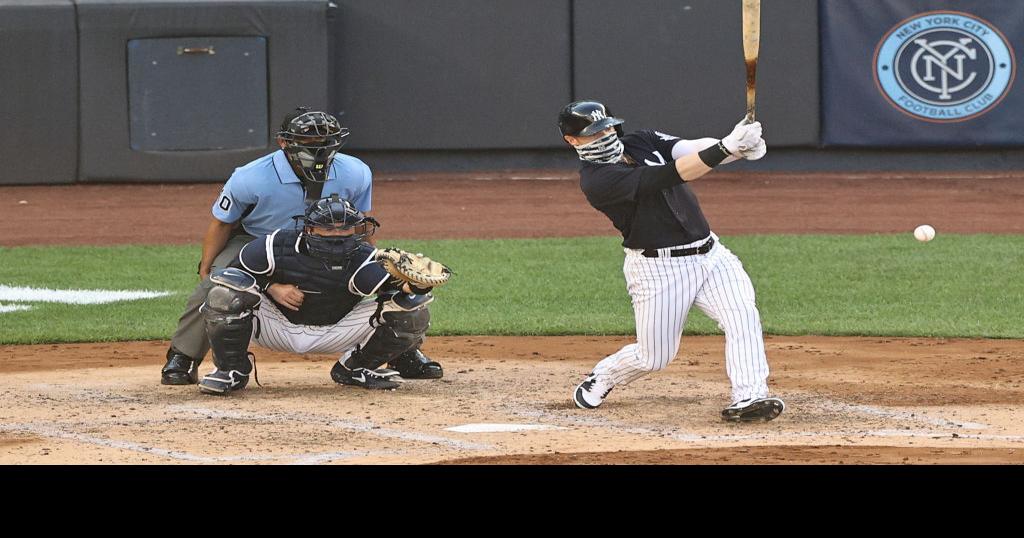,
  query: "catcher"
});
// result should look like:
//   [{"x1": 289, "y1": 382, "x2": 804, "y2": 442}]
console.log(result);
[{"x1": 197, "y1": 194, "x2": 452, "y2": 394}]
